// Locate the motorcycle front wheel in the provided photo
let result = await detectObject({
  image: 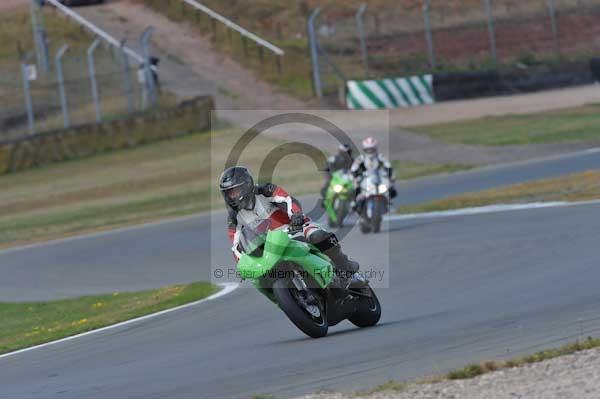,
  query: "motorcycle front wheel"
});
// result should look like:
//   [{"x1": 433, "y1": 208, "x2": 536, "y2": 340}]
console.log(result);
[
  {"x1": 372, "y1": 197, "x2": 382, "y2": 233},
  {"x1": 348, "y1": 286, "x2": 382, "y2": 328},
  {"x1": 334, "y1": 197, "x2": 349, "y2": 227},
  {"x1": 273, "y1": 278, "x2": 328, "y2": 338}
]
